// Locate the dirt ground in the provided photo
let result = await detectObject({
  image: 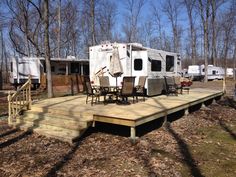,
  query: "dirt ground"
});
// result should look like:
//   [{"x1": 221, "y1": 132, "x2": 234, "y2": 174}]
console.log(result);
[{"x1": 0, "y1": 80, "x2": 236, "y2": 177}]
